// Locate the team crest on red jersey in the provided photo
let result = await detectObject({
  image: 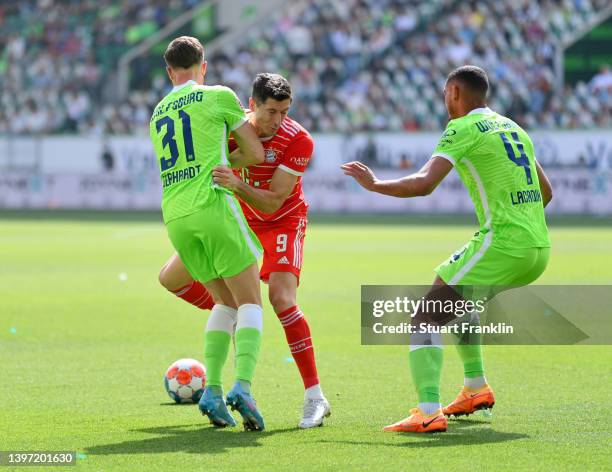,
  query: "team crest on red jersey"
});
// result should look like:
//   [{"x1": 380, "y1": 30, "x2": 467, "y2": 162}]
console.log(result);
[{"x1": 265, "y1": 149, "x2": 277, "y2": 163}]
